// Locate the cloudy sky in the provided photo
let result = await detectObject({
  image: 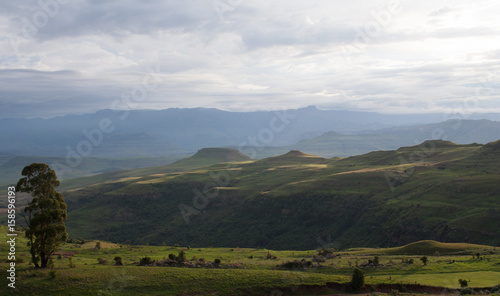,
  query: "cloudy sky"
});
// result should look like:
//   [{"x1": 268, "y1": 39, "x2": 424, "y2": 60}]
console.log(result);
[{"x1": 1, "y1": 0, "x2": 500, "y2": 118}]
